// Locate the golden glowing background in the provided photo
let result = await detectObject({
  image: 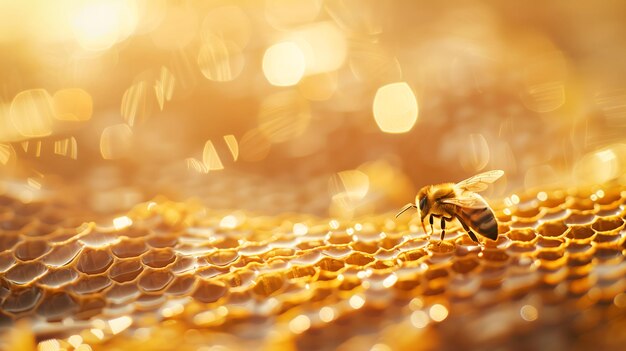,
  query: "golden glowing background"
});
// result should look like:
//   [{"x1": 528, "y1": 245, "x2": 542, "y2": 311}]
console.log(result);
[
  {"x1": 2, "y1": 0, "x2": 626, "y2": 216},
  {"x1": 2, "y1": 2, "x2": 626, "y2": 350}
]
